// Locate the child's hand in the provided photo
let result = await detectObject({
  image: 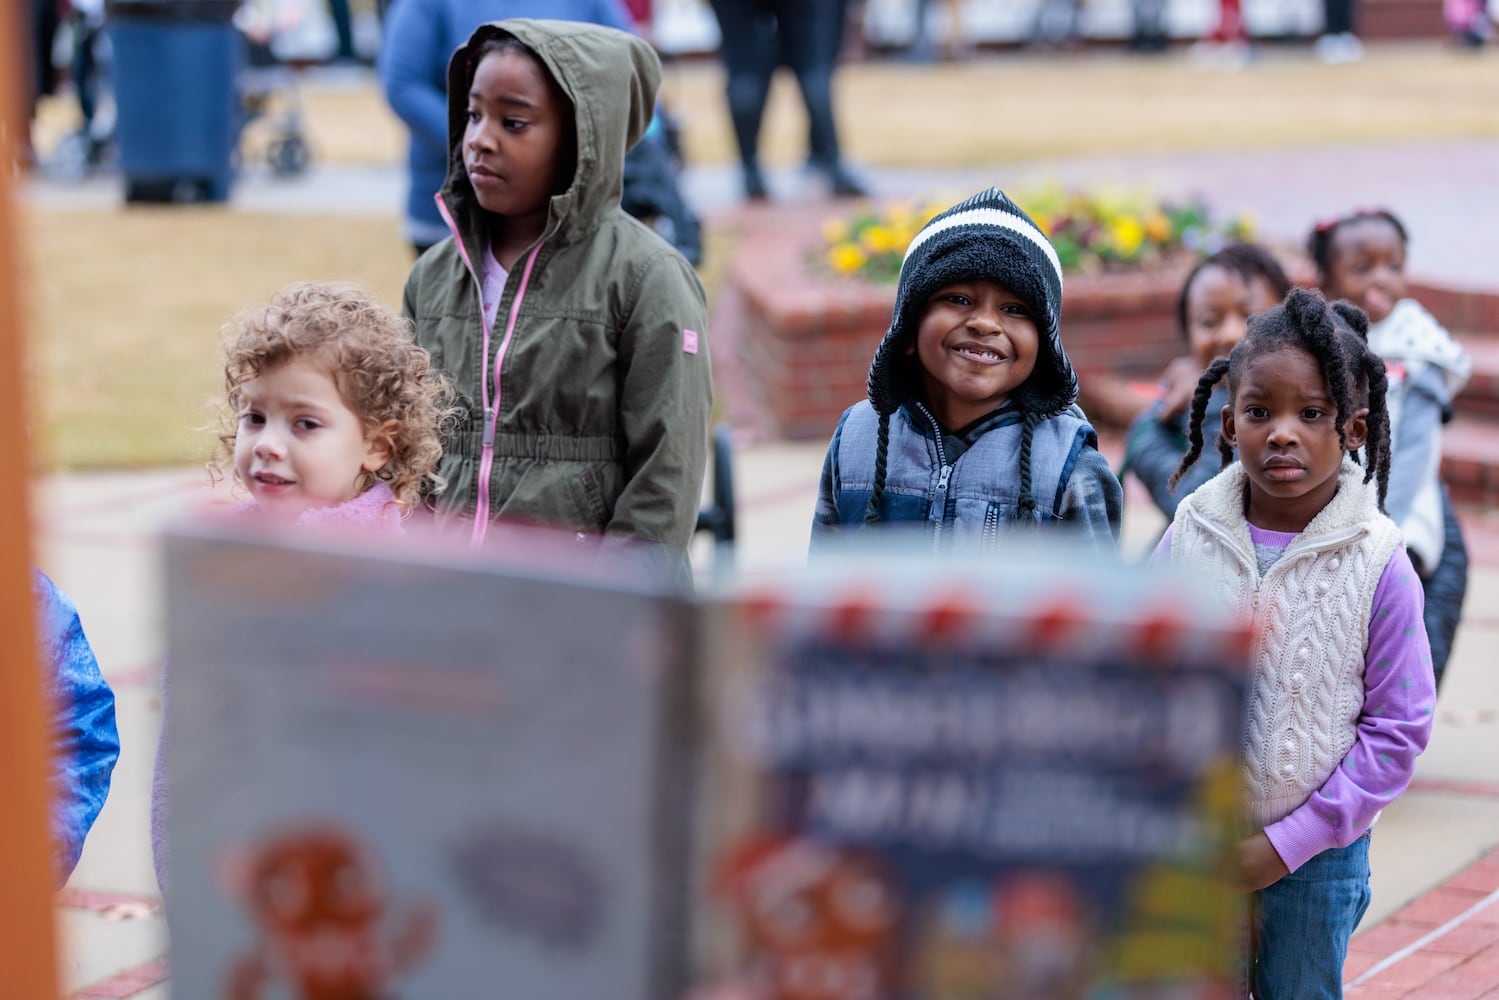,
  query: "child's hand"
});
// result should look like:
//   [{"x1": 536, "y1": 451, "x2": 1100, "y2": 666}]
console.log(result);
[
  {"x1": 1157, "y1": 356, "x2": 1207, "y2": 422},
  {"x1": 1237, "y1": 832, "x2": 1290, "y2": 891}
]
